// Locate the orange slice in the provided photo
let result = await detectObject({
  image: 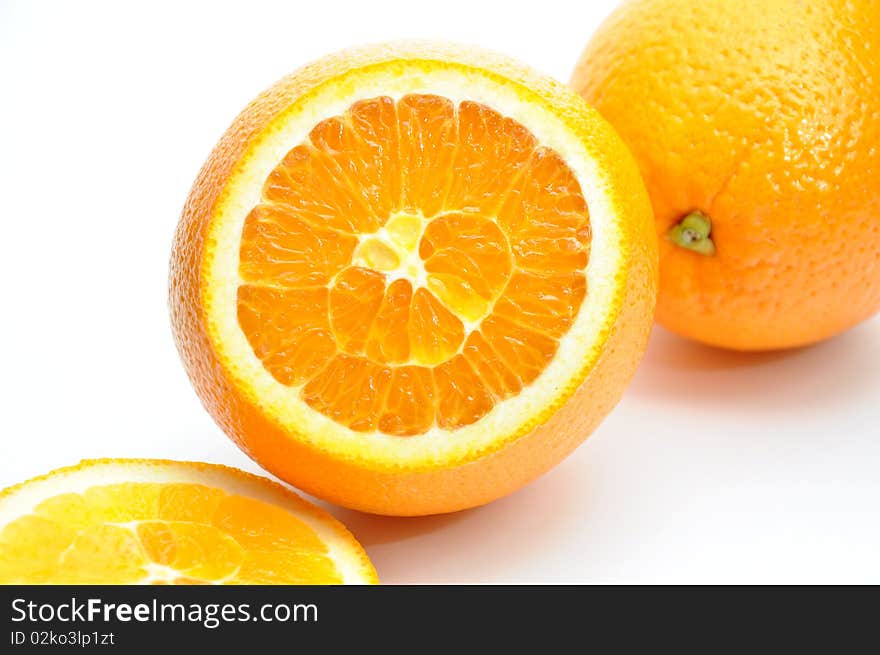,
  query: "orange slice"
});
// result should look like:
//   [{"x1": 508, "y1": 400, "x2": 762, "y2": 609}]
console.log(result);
[
  {"x1": 0, "y1": 460, "x2": 377, "y2": 584},
  {"x1": 170, "y1": 42, "x2": 658, "y2": 515}
]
